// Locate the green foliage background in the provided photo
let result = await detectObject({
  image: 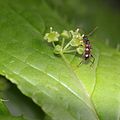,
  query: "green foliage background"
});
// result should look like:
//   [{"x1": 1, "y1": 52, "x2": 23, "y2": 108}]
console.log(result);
[{"x1": 0, "y1": 0, "x2": 120, "y2": 120}]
